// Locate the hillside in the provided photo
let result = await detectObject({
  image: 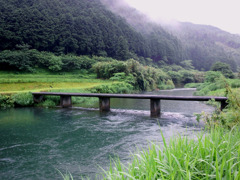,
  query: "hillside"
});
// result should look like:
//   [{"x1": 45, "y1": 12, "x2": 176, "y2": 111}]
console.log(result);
[
  {"x1": 101, "y1": 0, "x2": 239, "y2": 71},
  {"x1": 165, "y1": 22, "x2": 240, "y2": 71},
  {"x1": 0, "y1": 0, "x2": 239, "y2": 71},
  {"x1": 0, "y1": 0, "x2": 184, "y2": 64}
]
